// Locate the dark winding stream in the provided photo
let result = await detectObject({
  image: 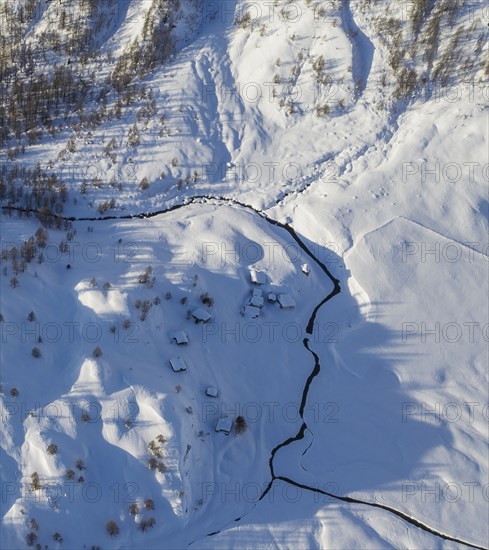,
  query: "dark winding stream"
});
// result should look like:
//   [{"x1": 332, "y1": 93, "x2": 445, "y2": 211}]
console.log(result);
[{"x1": 2, "y1": 198, "x2": 486, "y2": 550}]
